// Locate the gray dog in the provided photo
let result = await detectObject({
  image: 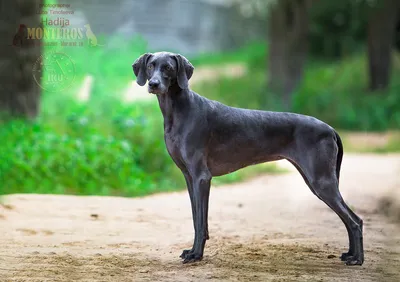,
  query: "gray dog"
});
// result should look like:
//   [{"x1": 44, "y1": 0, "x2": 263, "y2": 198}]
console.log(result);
[{"x1": 132, "y1": 52, "x2": 364, "y2": 266}]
